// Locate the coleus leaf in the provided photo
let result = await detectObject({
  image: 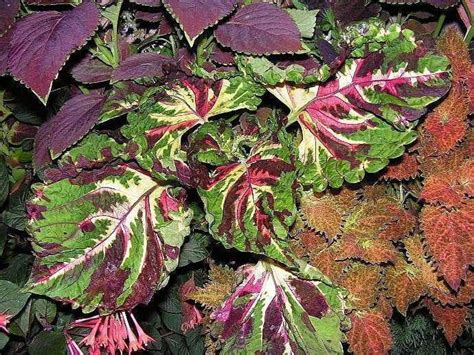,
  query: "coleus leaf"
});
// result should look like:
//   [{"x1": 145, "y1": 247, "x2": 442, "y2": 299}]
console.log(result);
[
  {"x1": 0, "y1": 0, "x2": 19, "y2": 35},
  {"x1": 163, "y1": 0, "x2": 237, "y2": 46},
  {"x1": 197, "y1": 138, "x2": 299, "y2": 268},
  {"x1": 380, "y1": 153, "x2": 420, "y2": 181},
  {"x1": 121, "y1": 77, "x2": 264, "y2": 183},
  {"x1": 420, "y1": 203, "x2": 474, "y2": 290},
  {"x1": 0, "y1": 31, "x2": 10, "y2": 76},
  {"x1": 129, "y1": 0, "x2": 161, "y2": 6},
  {"x1": 111, "y1": 53, "x2": 174, "y2": 83},
  {"x1": 211, "y1": 260, "x2": 347, "y2": 354},
  {"x1": 26, "y1": 164, "x2": 192, "y2": 313},
  {"x1": 24, "y1": 0, "x2": 80, "y2": 5},
  {"x1": 285, "y1": 9, "x2": 318, "y2": 39},
  {"x1": 214, "y1": 3, "x2": 303, "y2": 55},
  {"x1": 34, "y1": 93, "x2": 106, "y2": 170},
  {"x1": 269, "y1": 25, "x2": 450, "y2": 191},
  {"x1": 70, "y1": 54, "x2": 113, "y2": 84},
  {"x1": 347, "y1": 311, "x2": 392, "y2": 355},
  {"x1": 424, "y1": 299, "x2": 469, "y2": 345},
  {"x1": 379, "y1": 0, "x2": 460, "y2": 9},
  {"x1": 6, "y1": 2, "x2": 100, "y2": 103}
]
